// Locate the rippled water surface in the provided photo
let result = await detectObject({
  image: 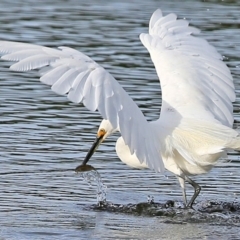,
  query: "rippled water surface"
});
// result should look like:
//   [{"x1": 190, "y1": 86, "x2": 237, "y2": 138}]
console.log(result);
[{"x1": 1, "y1": 0, "x2": 240, "y2": 239}]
